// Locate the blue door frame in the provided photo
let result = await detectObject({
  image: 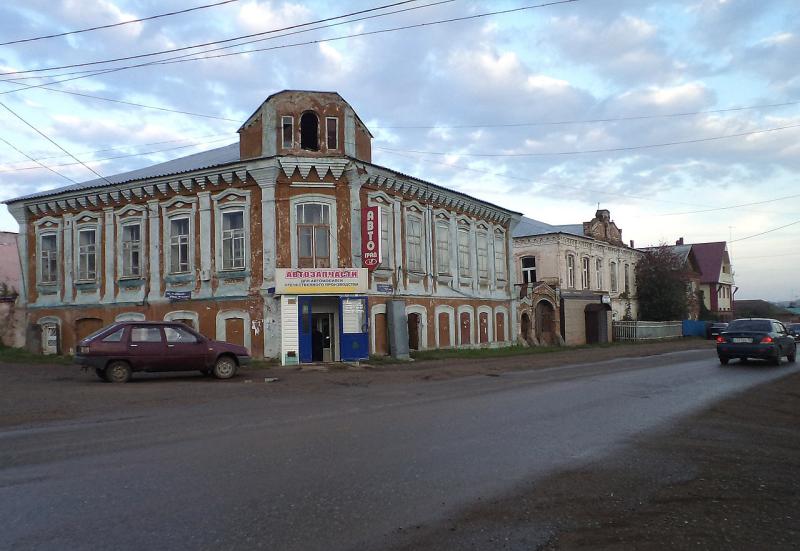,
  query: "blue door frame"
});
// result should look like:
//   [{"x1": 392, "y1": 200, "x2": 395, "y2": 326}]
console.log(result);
[
  {"x1": 298, "y1": 296, "x2": 313, "y2": 363},
  {"x1": 339, "y1": 296, "x2": 369, "y2": 361}
]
